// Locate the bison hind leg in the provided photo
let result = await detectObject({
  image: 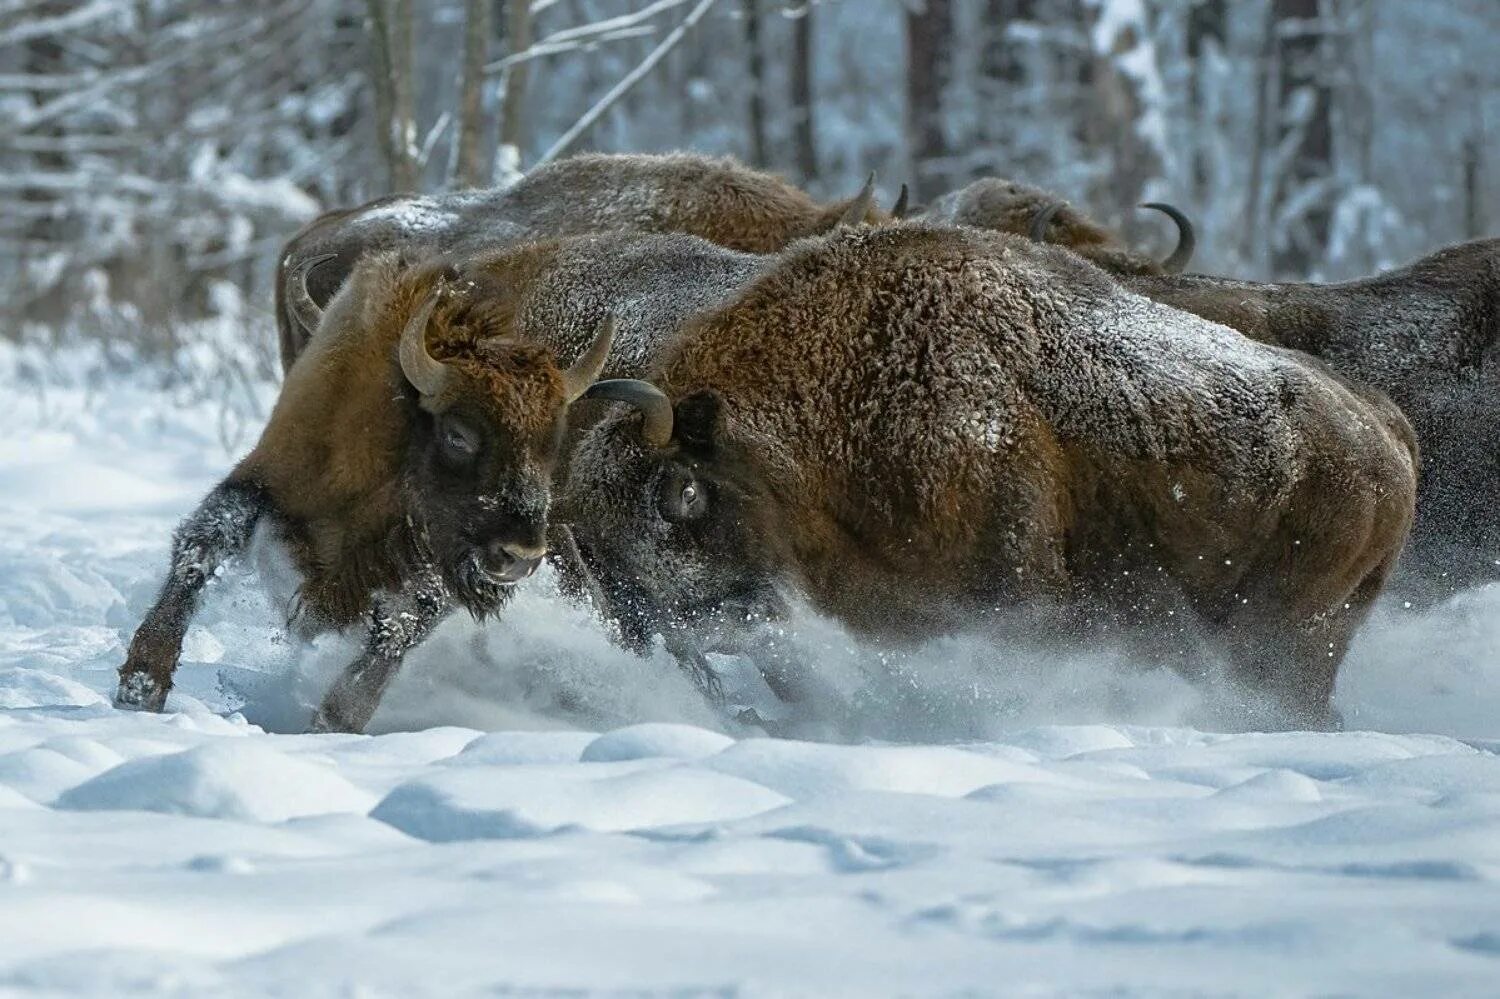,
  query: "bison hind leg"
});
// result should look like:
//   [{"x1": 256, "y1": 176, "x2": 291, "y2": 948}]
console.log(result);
[{"x1": 1217, "y1": 547, "x2": 1397, "y2": 733}]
